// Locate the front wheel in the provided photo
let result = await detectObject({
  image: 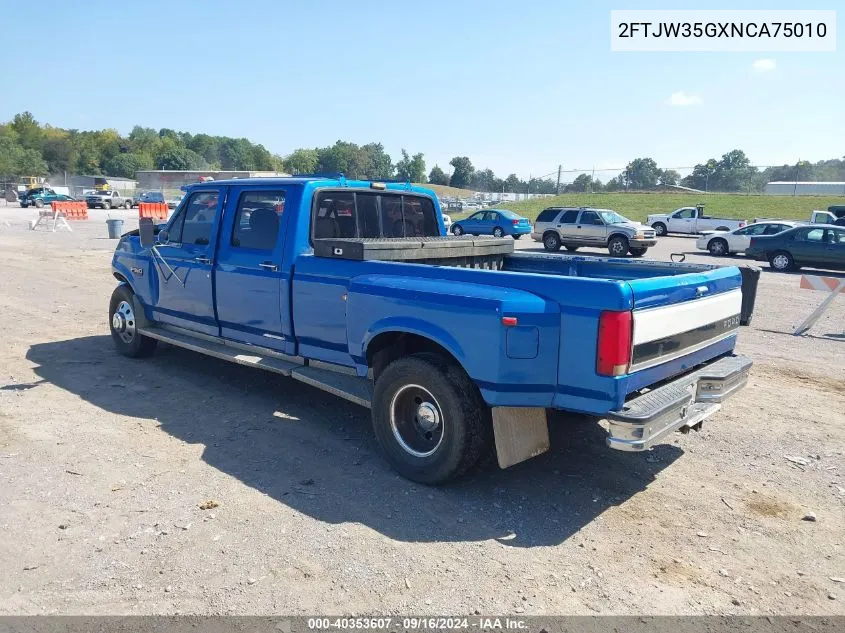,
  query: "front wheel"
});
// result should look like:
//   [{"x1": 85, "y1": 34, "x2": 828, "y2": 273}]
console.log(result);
[
  {"x1": 629, "y1": 247, "x2": 647, "y2": 257},
  {"x1": 492, "y1": 227, "x2": 504, "y2": 238},
  {"x1": 769, "y1": 251, "x2": 795, "y2": 272},
  {"x1": 451, "y1": 224, "x2": 464, "y2": 236},
  {"x1": 652, "y1": 222, "x2": 667, "y2": 236},
  {"x1": 564, "y1": 245, "x2": 579, "y2": 252},
  {"x1": 543, "y1": 232, "x2": 561, "y2": 251},
  {"x1": 109, "y1": 285, "x2": 157, "y2": 358},
  {"x1": 708, "y1": 238, "x2": 729, "y2": 256},
  {"x1": 608, "y1": 235, "x2": 630, "y2": 257},
  {"x1": 124, "y1": 200, "x2": 133, "y2": 210},
  {"x1": 512, "y1": 234, "x2": 522, "y2": 240},
  {"x1": 103, "y1": 200, "x2": 112, "y2": 210},
  {"x1": 371, "y1": 354, "x2": 492, "y2": 485},
  {"x1": 34, "y1": 199, "x2": 44, "y2": 208}
]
